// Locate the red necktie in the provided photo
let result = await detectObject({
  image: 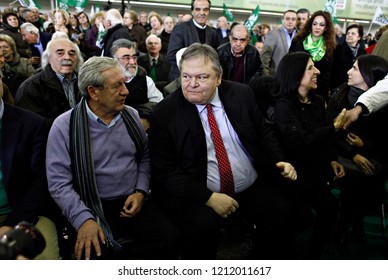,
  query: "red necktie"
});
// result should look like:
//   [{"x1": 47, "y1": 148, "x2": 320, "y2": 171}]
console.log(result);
[{"x1": 206, "y1": 104, "x2": 235, "y2": 197}]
